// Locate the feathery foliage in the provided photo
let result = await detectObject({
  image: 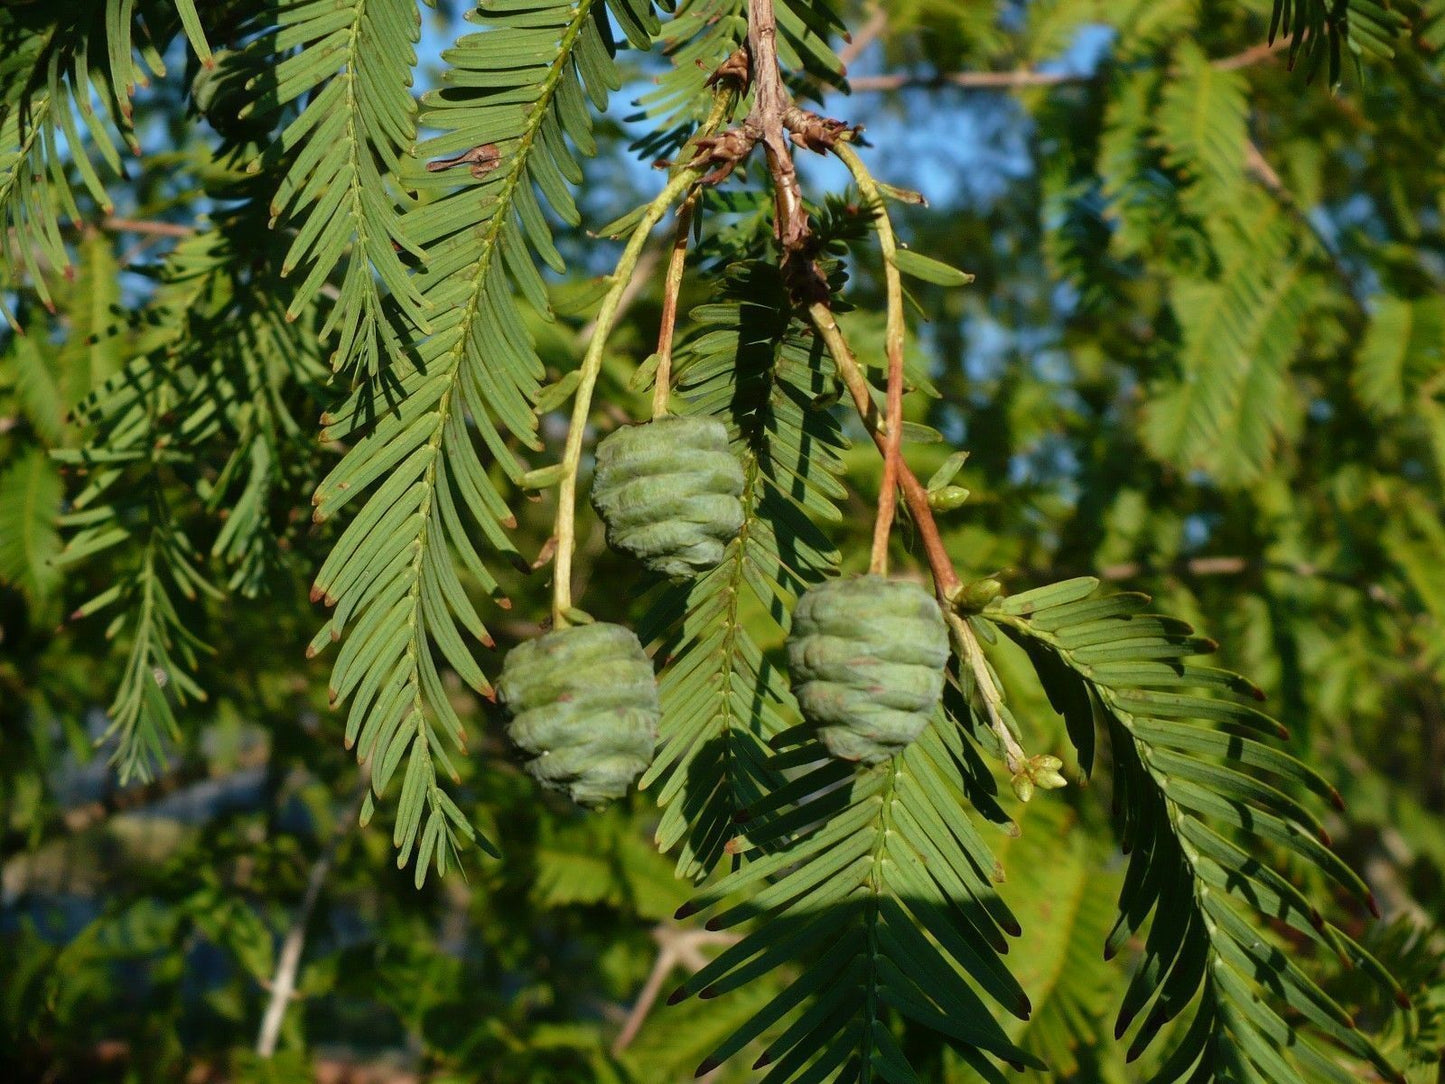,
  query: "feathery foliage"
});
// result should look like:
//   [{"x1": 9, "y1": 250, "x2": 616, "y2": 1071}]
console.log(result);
[
  {"x1": 55, "y1": 190, "x2": 326, "y2": 781},
  {"x1": 0, "y1": 4, "x2": 143, "y2": 322},
  {"x1": 1141, "y1": 195, "x2": 1319, "y2": 484},
  {"x1": 1268, "y1": 0, "x2": 1406, "y2": 81},
  {"x1": 674, "y1": 712, "x2": 1040, "y2": 1082},
  {"x1": 308, "y1": 0, "x2": 668, "y2": 880},
  {"x1": 247, "y1": 0, "x2": 426, "y2": 375},
  {"x1": 989, "y1": 579, "x2": 1407, "y2": 1082},
  {"x1": 0, "y1": 446, "x2": 63, "y2": 603}
]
